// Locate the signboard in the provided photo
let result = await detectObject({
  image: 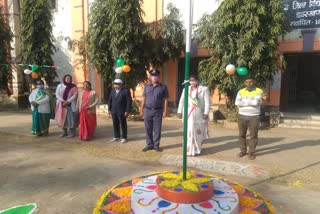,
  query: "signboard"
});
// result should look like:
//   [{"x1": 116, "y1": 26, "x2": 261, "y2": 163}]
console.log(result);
[{"x1": 283, "y1": 0, "x2": 320, "y2": 29}]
